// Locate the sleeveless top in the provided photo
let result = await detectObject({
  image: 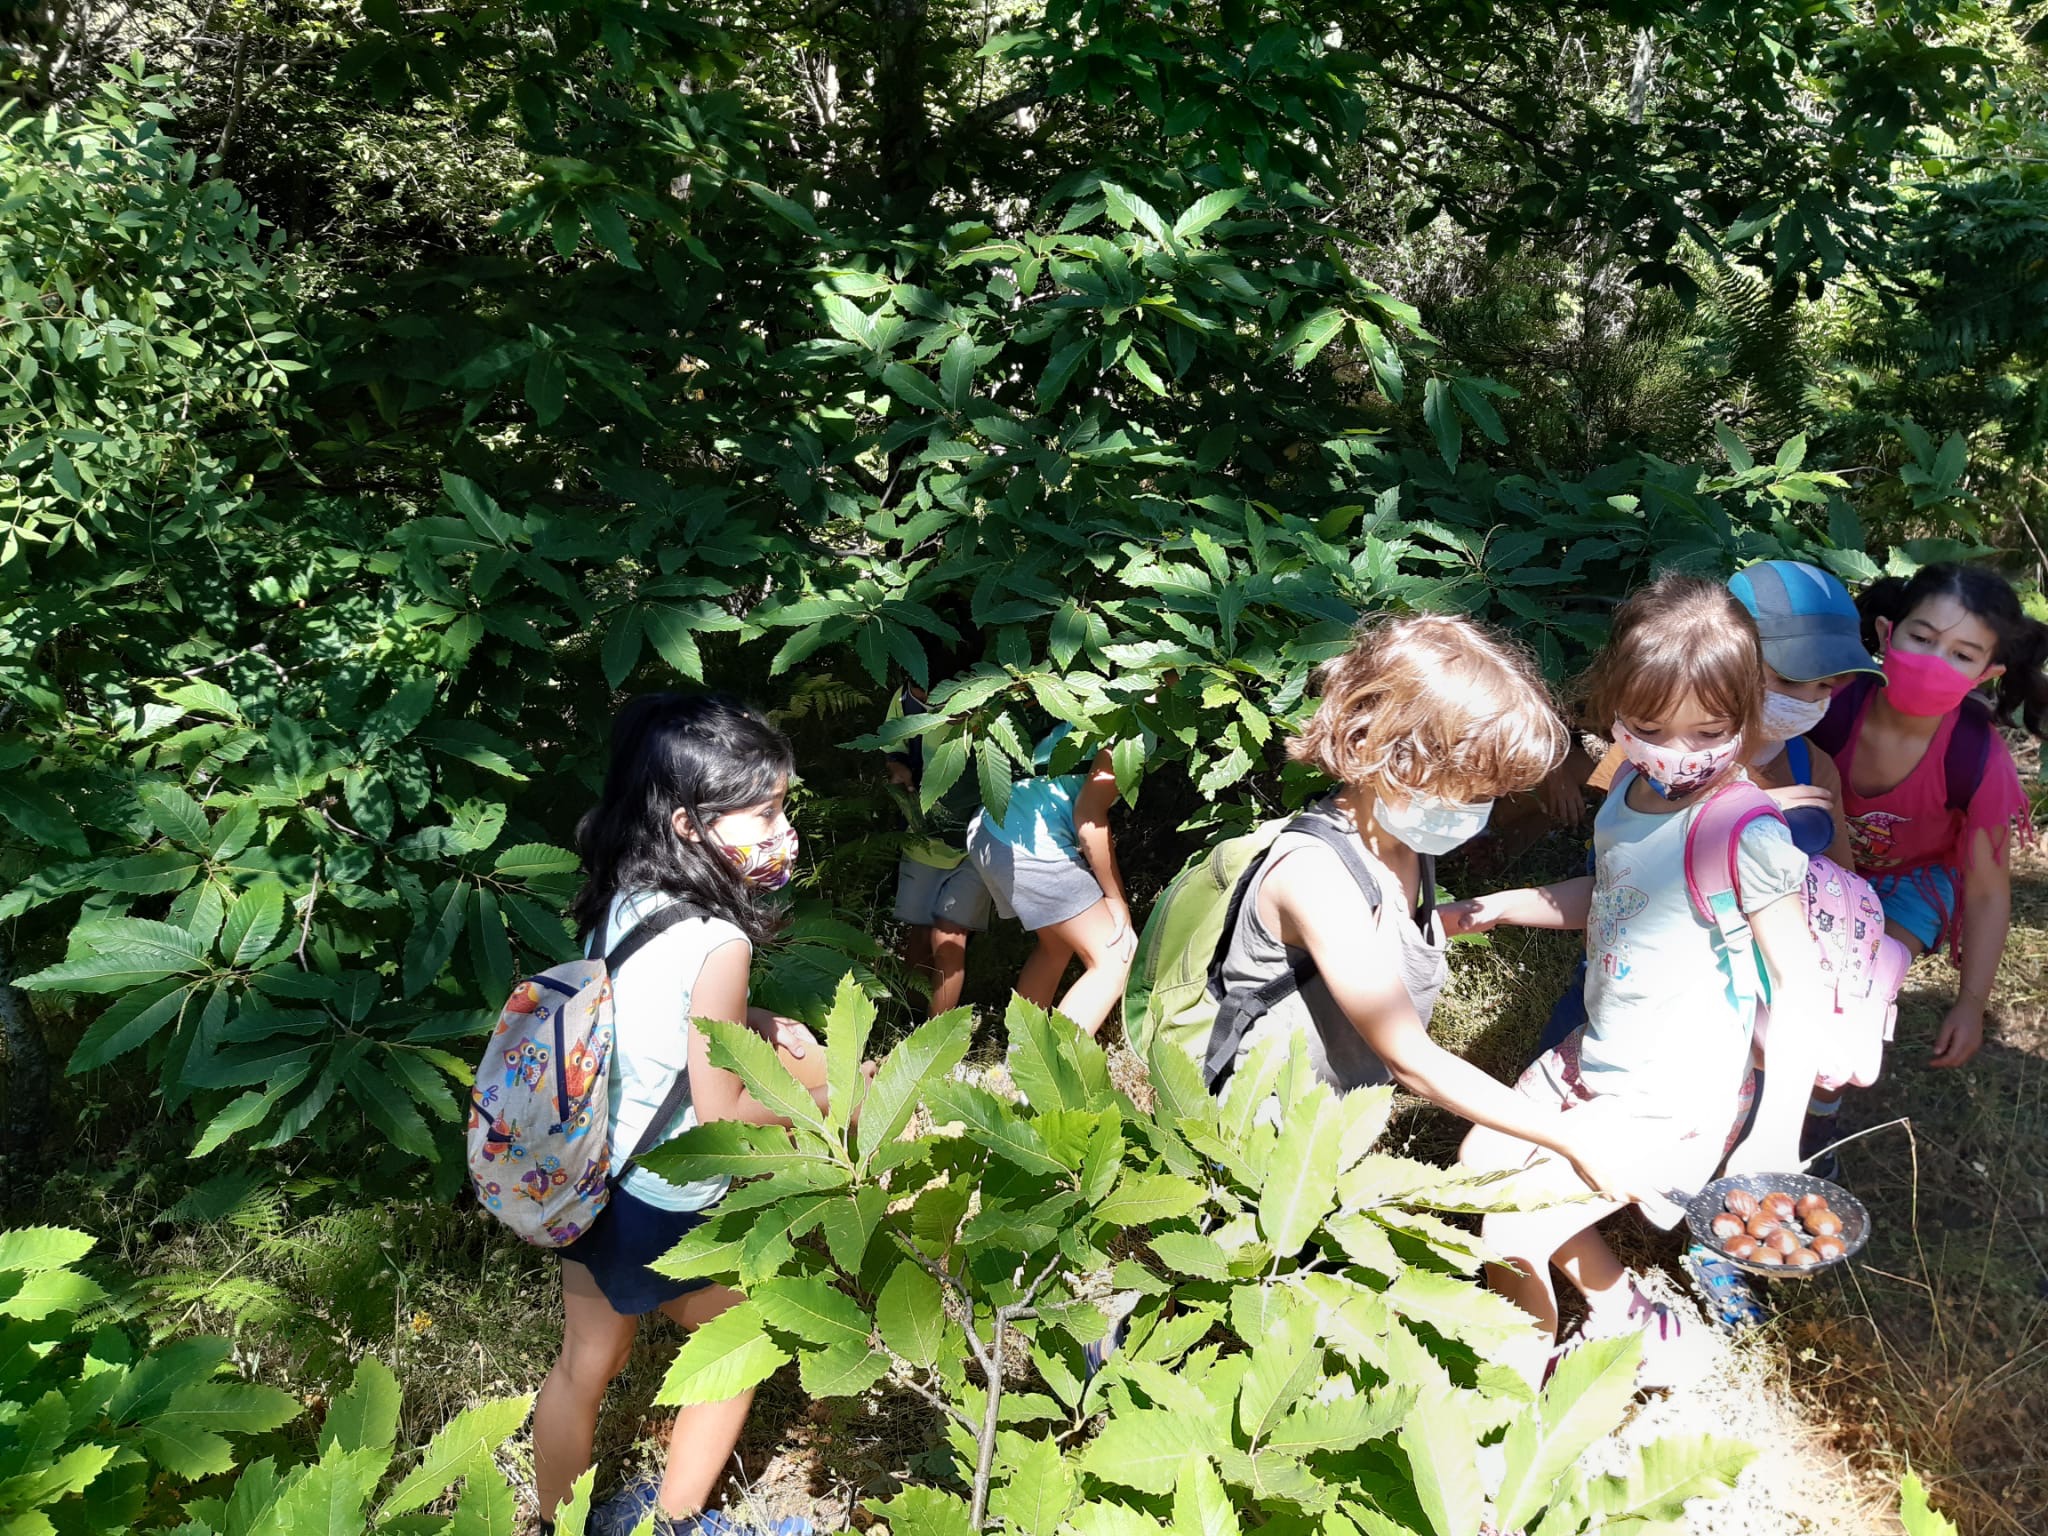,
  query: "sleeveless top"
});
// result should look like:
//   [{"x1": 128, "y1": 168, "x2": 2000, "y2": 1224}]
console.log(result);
[{"x1": 1217, "y1": 803, "x2": 1449, "y2": 1091}]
